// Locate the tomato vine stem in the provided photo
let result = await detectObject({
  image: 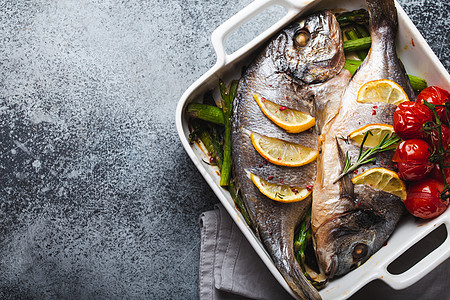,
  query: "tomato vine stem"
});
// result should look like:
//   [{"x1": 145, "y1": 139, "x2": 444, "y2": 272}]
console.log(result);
[{"x1": 422, "y1": 101, "x2": 450, "y2": 200}]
